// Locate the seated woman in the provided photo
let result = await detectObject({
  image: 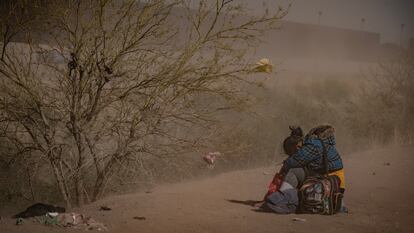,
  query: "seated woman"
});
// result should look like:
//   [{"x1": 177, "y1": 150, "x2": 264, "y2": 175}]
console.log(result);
[
  {"x1": 258, "y1": 125, "x2": 348, "y2": 214},
  {"x1": 259, "y1": 168, "x2": 305, "y2": 214},
  {"x1": 254, "y1": 126, "x2": 305, "y2": 214},
  {"x1": 281, "y1": 125, "x2": 347, "y2": 213}
]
